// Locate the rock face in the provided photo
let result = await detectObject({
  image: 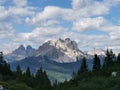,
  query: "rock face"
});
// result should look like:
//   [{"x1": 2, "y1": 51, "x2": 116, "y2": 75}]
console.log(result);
[
  {"x1": 12, "y1": 45, "x2": 35, "y2": 57},
  {"x1": 13, "y1": 45, "x2": 27, "y2": 56},
  {"x1": 5, "y1": 38, "x2": 105, "y2": 63},
  {"x1": 26, "y1": 45, "x2": 35, "y2": 56},
  {"x1": 5, "y1": 45, "x2": 35, "y2": 62},
  {"x1": 5, "y1": 38, "x2": 85, "y2": 63},
  {"x1": 34, "y1": 38, "x2": 84, "y2": 63}
]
